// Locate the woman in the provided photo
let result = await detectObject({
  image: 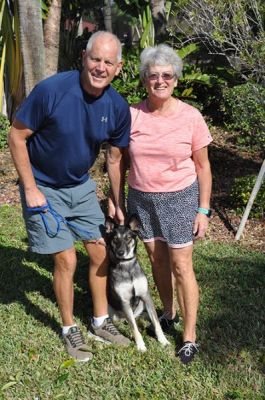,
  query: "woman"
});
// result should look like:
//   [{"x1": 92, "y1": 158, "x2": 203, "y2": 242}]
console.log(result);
[{"x1": 126, "y1": 44, "x2": 212, "y2": 364}]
